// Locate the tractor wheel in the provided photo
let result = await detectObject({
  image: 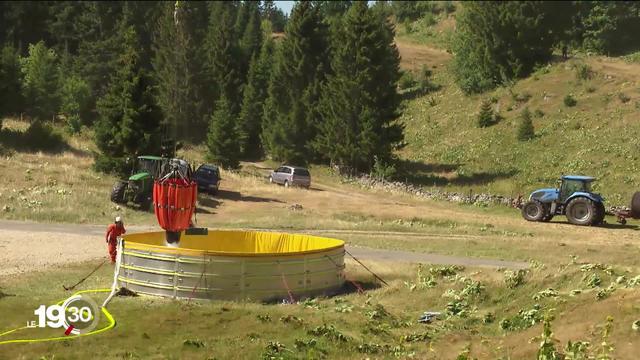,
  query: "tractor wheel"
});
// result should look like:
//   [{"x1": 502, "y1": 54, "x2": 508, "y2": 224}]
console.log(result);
[
  {"x1": 631, "y1": 192, "x2": 640, "y2": 219},
  {"x1": 593, "y1": 202, "x2": 606, "y2": 225},
  {"x1": 110, "y1": 181, "x2": 127, "y2": 204},
  {"x1": 521, "y1": 201, "x2": 545, "y2": 222},
  {"x1": 565, "y1": 197, "x2": 597, "y2": 226}
]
